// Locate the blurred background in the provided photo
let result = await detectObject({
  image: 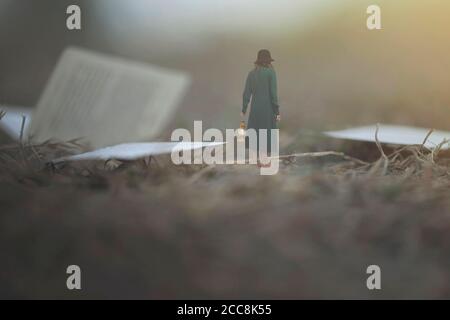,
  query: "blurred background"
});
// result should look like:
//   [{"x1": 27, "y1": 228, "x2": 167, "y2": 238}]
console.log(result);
[{"x1": 1, "y1": 0, "x2": 449, "y2": 136}]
